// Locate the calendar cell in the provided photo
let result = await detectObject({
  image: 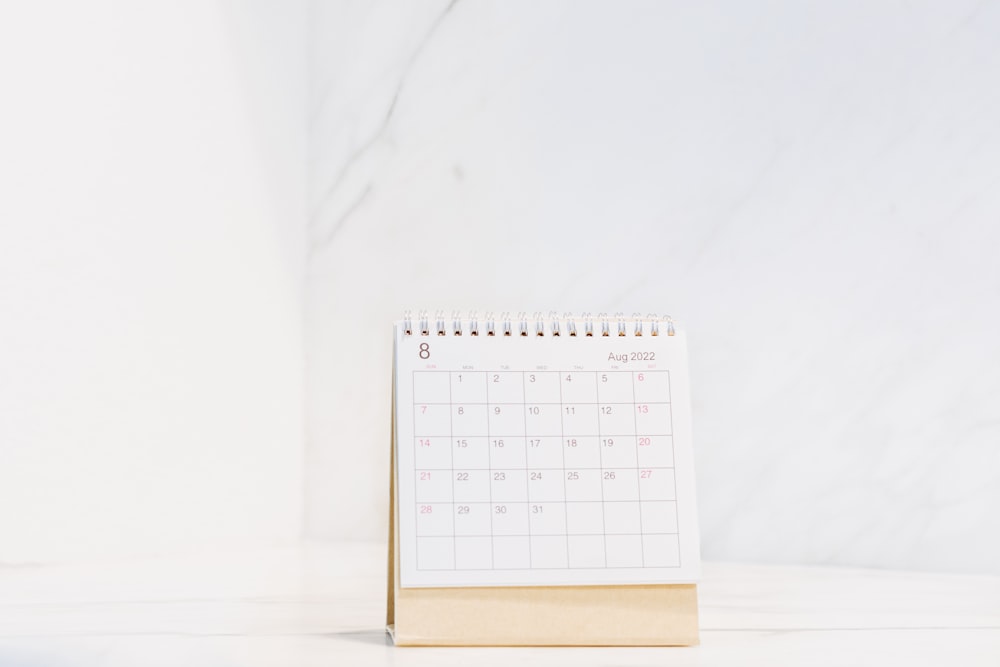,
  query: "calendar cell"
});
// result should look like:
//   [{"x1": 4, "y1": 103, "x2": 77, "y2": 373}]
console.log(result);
[
  {"x1": 414, "y1": 403, "x2": 451, "y2": 436},
  {"x1": 494, "y1": 536, "x2": 531, "y2": 569},
  {"x1": 489, "y1": 437, "x2": 527, "y2": 468},
  {"x1": 567, "y1": 535, "x2": 606, "y2": 568},
  {"x1": 564, "y1": 468, "x2": 602, "y2": 502},
  {"x1": 452, "y1": 403, "x2": 488, "y2": 436},
  {"x1": 528, "y1": 501, "x2": 567, "y2": 535},
  {"x1": 638, "y1": 468, "x2": 677, "y2": 501},
  {"x1": 413, "y1": 372, "x2": 450, "y2": 404},
  {"x1": 606, "y1": 534, "x2": 644, "y2": 568},
  {"x1": 453, "y1": 436, "x2": 490, "y2": 469},
  {"x1": 640, "y1": 501, "x2": 678, "y2": 534},
  {"x1": 416, "y1": 536, "x2": 454, "y2": 570},
  {"x1": 523, "y1": 371, "x2": 561, "y2": 403},
  {"x1": 635, "y1": 402, "x2": 672, "y2": 435},
  {"x1": 601, "y1": 469, "x2": 640, "y2": 502},
  {"x1": 414, "y1": 437, "x2": 452, "y2": 469},
  {"x1": 488, "y1": 403, "x2": 525, "y2": 437},
  {"x1": 597, "y1": 403, "x2": 636, "y2": 436},
  {"x1": 529, "y1": 535, "x2": 568, "y2": 569},
  {"x1": 632, "y1": 371, "x2": 670, "y2": 403},
  {"x1": 454, "y1": 502, "x2": 492, "y2": 536},
  {"x1": 603, "y1": 501, "x2": 641, "y2": 534},
  {"x1": 561, "y1": 372, "x2": 598, "y2": 403},
  {"x1": 526, "y1": 468, "x2": 565, "y2": 502},
  {"x1": 562, "y1": 403, "x2": 599, "y2": 435},
  {"x1": 455, "y1": 535, "x2": 492, "y2": 569},
  {"x1": 491, "y1": 502, "x2": 529, "y2": 536},
  {"x1": 525, "y1": 436, "x2": 564, "y2": 469},
  {"x1": 415, "y1": 503, "x2": 454, "y2": 537},
  {"x1": 565, "y1": 501, "x2": 605, "y2": 535},
  {"x1": 486, "y1": 372, "x2": 525, "y2": 403},
  {"x1": 563, "y1": 436, "x2": 601, "y2": 469},
  {"x1": 598, "y1": 436, "x2": 638, "y2": 468},
  {"x1": 642, "y1": 533, "x2": 681, "y2": 567},
  {"x1": 453, "y1": 469, "x2": 491, "y2": 503},
  {"x1": 415, "y1": 470, "x2": 453, "y2": 503},
  {"x1": 524, "y1": 403, "x2": 562, "y2": 436},
  {"x1": 636, "y1": 435, "x2": 674, "y2": 468},
  {"x1": 451, "y1": 371, "x2": 487, "y2": 403},
  {"x1": 597, "y1": 371, "x2": 634, "y2": 403},
  {"x1": 490, "y1": 469, "x2": 527, "y2": 502}
]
